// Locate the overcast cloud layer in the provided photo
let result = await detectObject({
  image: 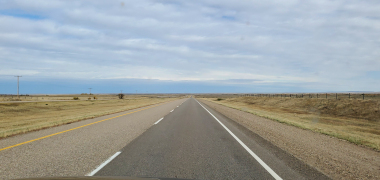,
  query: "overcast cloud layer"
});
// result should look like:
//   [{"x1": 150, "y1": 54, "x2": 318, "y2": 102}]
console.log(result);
[{"x1": 0, "y1": 0, "x2": 379, "y2": 93}]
